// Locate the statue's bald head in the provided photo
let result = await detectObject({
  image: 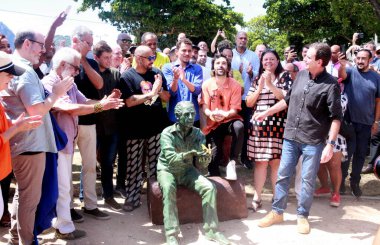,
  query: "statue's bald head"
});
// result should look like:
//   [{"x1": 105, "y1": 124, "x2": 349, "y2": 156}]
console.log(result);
[{"x1": 175, "y1": 101, "x2": 194, "y2": 117}]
